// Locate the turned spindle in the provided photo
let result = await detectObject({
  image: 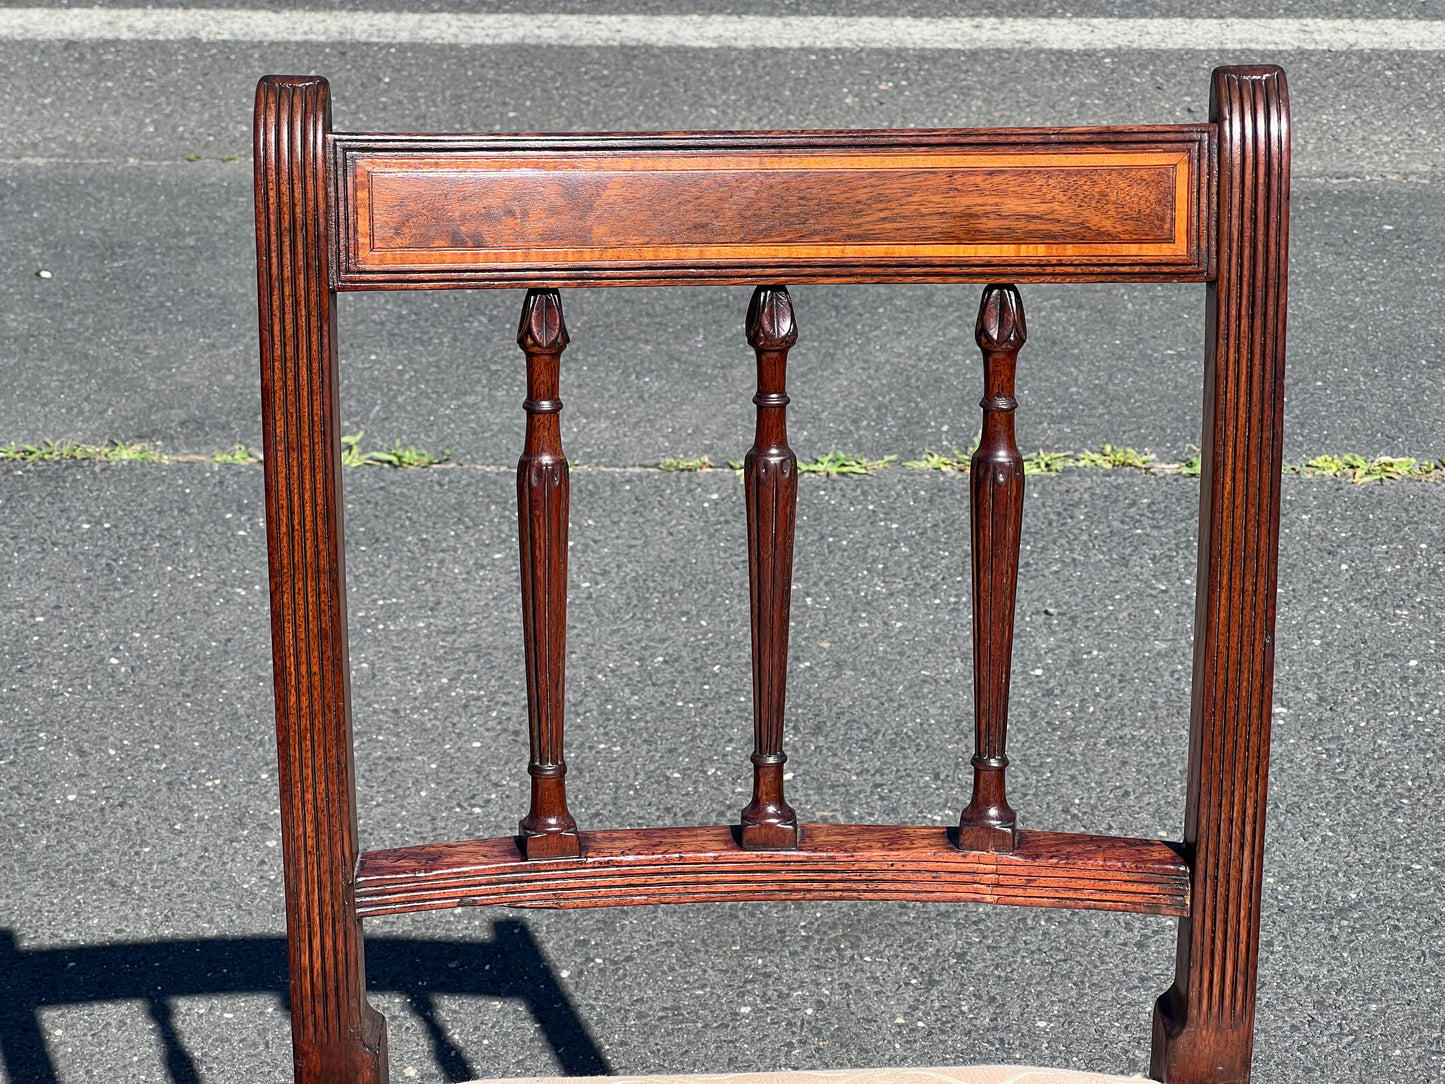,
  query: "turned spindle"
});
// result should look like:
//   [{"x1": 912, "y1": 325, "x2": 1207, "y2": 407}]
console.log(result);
[
  {"x1": 740, "y1": 285, "x2": 801, "y2": 850},
  {"x1": 958, "y1": 283, "x2": 1026, "y2": 854},
  {"x1": 516, "y1": 288, "x2": 580, "y2": 859}
]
